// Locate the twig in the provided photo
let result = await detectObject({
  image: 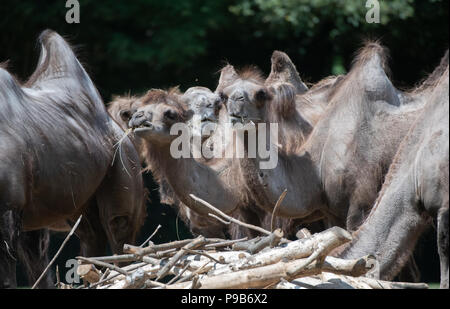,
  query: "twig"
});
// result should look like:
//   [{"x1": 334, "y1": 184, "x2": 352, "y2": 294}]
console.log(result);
[
  {"x1": 156, "y1": 236, "x2": 207, "y2": 281},
  {"x1": 99, "y1": 269, "x2": 110, "y2": 282},
  {"x1": 190, "y1": 194, "x2": 274, "y2": 237},
  {"x1": 55, "y1": 265, "x2": 60, "y2": 288},
  {"x1": 87, "y1": 262, "x2": 146, "y2": 289},
  {"x1": 190, "y1": 275, "x2": 201, "y2": 289},
  {"x1": 140, "y1": 224, "x2": 162, "y2": 247},
  {"x1": 167, "y1": 263, "x2": 191, "y2": 285},
  {"x1": 234, "y1": 229, "x2": 284, "y2": 254},
  {"x1": 79, "y1": 254, "x2": 137, "y2": 264},
  {"x1": 181, "y1": 248, "x2": 227, "y2": 264},
  {"x1": 208, "y1": 213, "x2": 231, "y2": 225},
  {"x1": 32, "y1": 215, "x2": 82, "y2": 289},
  {"x1": 77, "y1": 256, "x2": 129, "y2": 276},
  {"x1": 124, "y1": 239, "x2": 194, "y2": 256},
  {"x1": 174, "y1": 261, "x2": 210, "y2": 284},
  {"x1": 204, "y1": 238, "x2": 248, "y2": 249},
  {"x1": 271, "y1": 189, "x2": 287, "y2": 232}
]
